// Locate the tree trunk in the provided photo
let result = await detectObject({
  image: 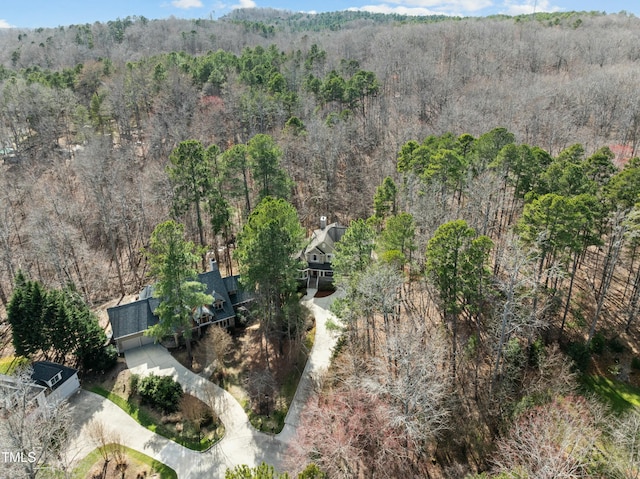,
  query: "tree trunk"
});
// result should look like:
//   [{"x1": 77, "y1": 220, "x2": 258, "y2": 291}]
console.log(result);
[
  {"x1": 242, "y1": 169, "x2": 251, "y2": 217},
  {"x1": 450, "y1": 312, "x2": 457, "y2": 379},
  {"x1": 196, "y1": 196, "x2": 208, "y2": 265},
  {"x1": 588, "y1": 214, "x2": 626, "y2": 344},
  {"x1": 559, "y1": 251, "x2": 580, "y2": 338},
  {"x1": 625, "y1": 268, "x2": 640, "y2": 332}
]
